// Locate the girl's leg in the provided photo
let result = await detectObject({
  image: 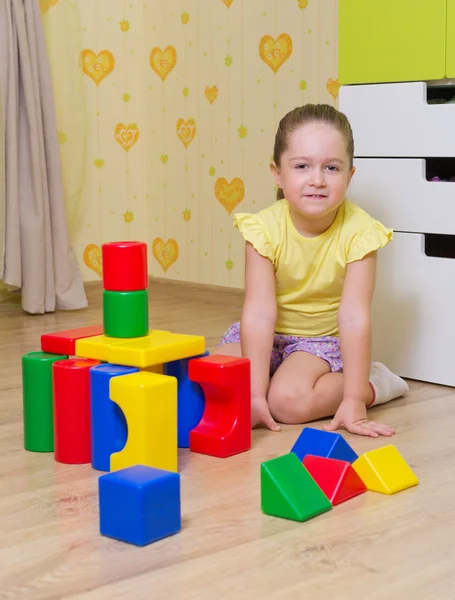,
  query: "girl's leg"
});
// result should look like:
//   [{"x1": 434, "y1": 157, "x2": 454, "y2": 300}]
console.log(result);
[
  {"x1": 267, "y1": 351, "x2": 370, "y2": 424},
  {"x1": 216, "y1": 342, "x2": 242, "y2": 357}
]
